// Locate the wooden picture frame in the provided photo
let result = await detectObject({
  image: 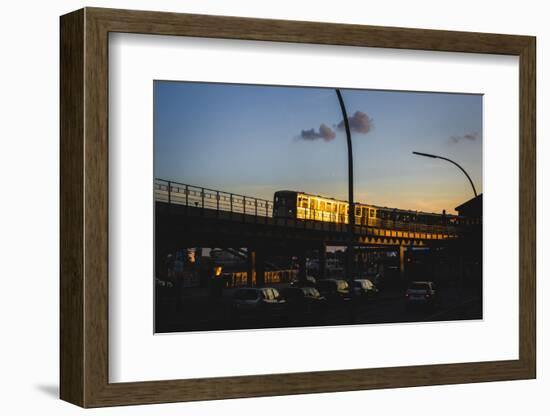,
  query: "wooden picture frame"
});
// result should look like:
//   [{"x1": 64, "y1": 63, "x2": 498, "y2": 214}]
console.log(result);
[{"x1": 60, "y1": 7, "x2": 536, "y2": 408}]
